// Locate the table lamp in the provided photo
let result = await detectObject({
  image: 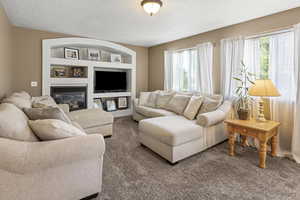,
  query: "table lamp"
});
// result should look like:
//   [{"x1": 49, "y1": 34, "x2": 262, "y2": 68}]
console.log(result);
[{"x1": 248, "y1": 79, "x2": 281, "y2": 122}]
